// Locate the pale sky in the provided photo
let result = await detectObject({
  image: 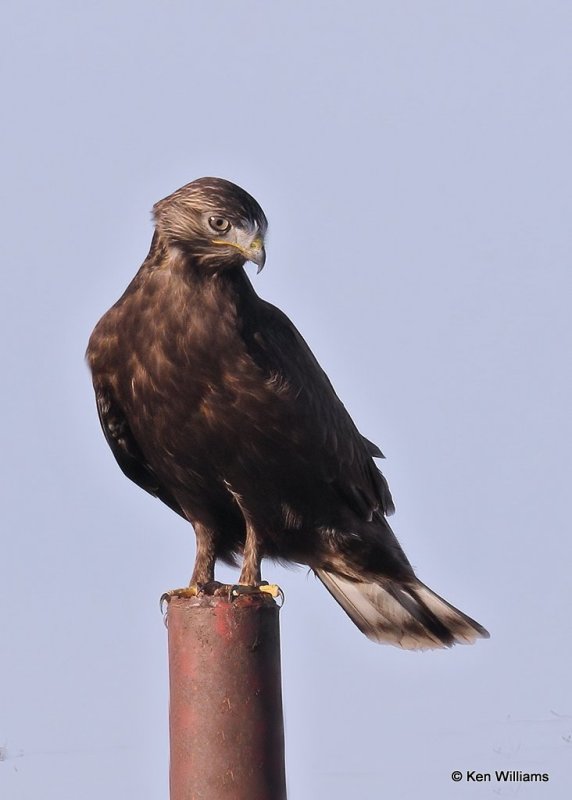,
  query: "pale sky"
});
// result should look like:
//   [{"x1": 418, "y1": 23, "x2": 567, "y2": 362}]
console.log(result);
[{"x1": 1, "y1": 1, "x2": 571, "y2": 798}]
